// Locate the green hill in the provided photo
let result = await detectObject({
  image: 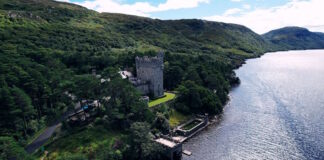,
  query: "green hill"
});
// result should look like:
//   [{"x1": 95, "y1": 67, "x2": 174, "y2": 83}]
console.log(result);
[
  {"x1": 1, "y1": 0, "x2": 324, "y2": 159},
  {"x1": 1, "y1": 1, "x2": 272, "y2": 157},
  {"x1": 0, "y1": 0, "x2": 273, "y2": 60},
  {"x1": 262, "y1": 26, "x2": 324, "y2": 50}
]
